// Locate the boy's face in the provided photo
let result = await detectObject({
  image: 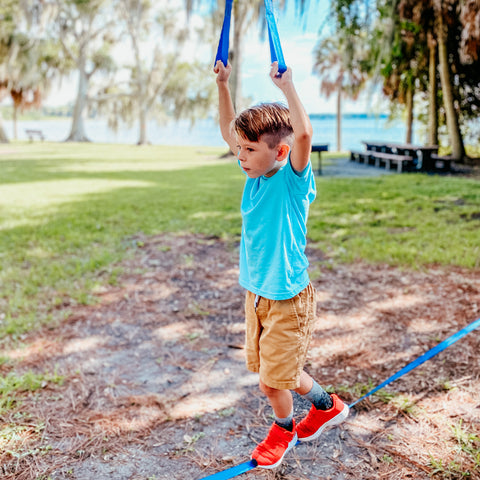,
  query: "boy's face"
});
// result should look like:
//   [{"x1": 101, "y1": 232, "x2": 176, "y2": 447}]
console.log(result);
[{"x1": 236, "y1": 136, "x2": 289, "y2": 178}]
